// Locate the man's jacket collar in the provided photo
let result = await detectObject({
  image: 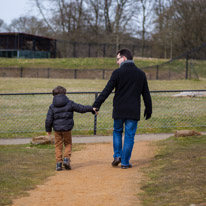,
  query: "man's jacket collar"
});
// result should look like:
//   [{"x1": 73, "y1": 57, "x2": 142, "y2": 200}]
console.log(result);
[{"x1": 120, "y1": 60, "x2": 134, "y2": 67}]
